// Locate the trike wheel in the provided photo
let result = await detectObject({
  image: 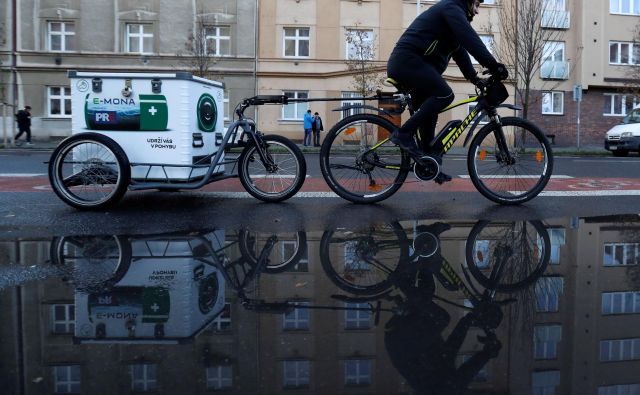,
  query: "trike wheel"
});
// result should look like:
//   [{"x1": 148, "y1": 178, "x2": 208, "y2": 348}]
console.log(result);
[
  {"x1": 238, "y1": 135, "x2": 306, "y2": 202},
  {"x1": 320, "y1": 114, "x2": 410, "y2": 204},
  {"x1": 465, "y1": 220, "x2": 550, "y2": 292},
  {"x1": 50, "y1": 235, "x2": 132, "y2": 291},
  {"x1": 320, "y1": 222, "x2": 409, "y2": 295},
  {"x1": 239, "y1": 230, "x2": 307, "y2": 273},
  {"x1": 468, "y1": 117, "x2": 553, "y2": 205},
  {"x1": 48, "y1": 133, "x2": 130, "y2": 210}
]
